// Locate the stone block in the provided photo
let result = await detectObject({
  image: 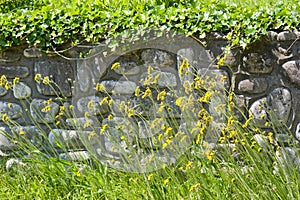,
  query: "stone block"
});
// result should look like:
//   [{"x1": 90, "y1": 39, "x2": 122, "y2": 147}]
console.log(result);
[
  {"x1": 30, "y1": 99, "x2": 59, "y2": 123},
  {"x1": 34, "y1": 61, "x2": 74, "y2": 97},
  {"x1": 0, "y1": 66, "x2": 29, "y2": 78}
]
